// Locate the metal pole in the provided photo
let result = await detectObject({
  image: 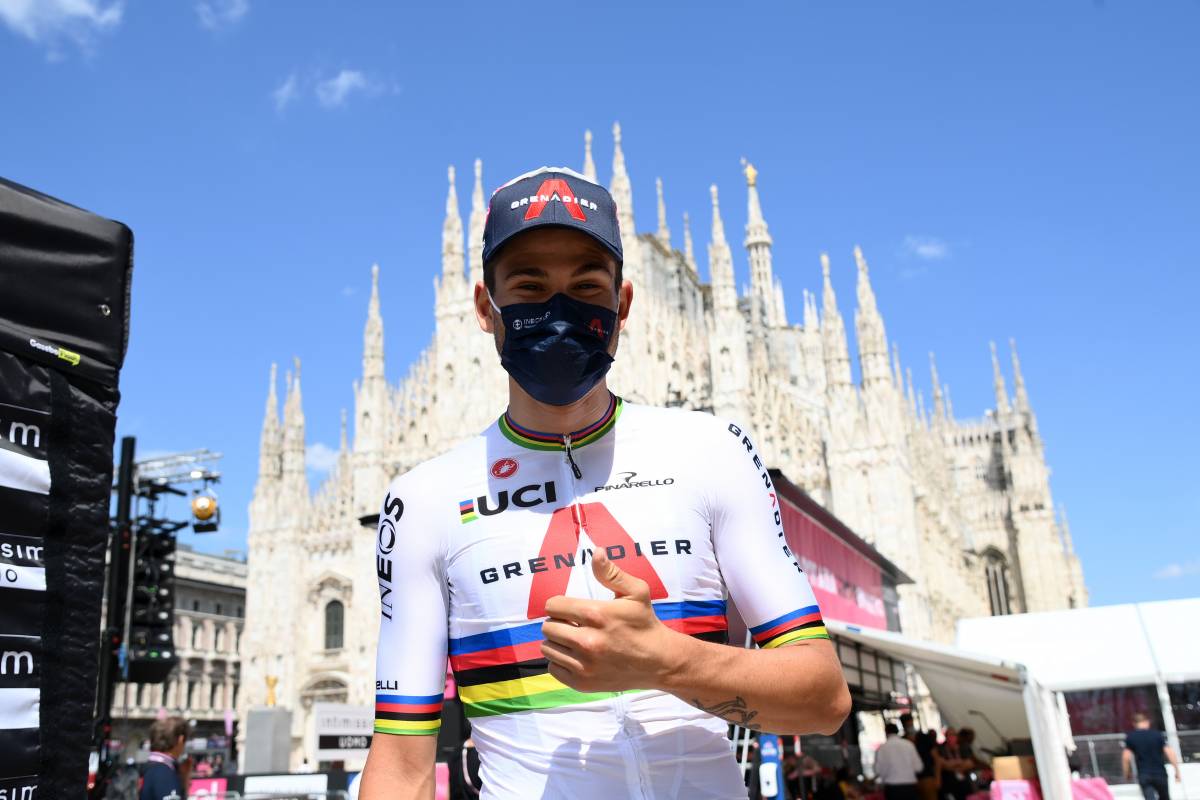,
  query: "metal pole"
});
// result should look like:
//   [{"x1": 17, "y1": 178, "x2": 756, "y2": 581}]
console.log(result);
[{"x1": 92, "y1": 436, "x2": 135, "y2": 797}]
